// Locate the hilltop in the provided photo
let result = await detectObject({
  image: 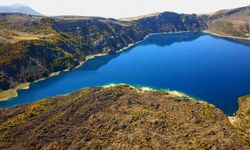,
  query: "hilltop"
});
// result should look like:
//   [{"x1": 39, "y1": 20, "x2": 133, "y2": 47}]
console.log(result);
[
  {"x1": 0, "y1": 85, "x2": 250, "y2": 149},
  {"x1": 206, "y1": 5, "x2": 250, "y2": 38}
]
